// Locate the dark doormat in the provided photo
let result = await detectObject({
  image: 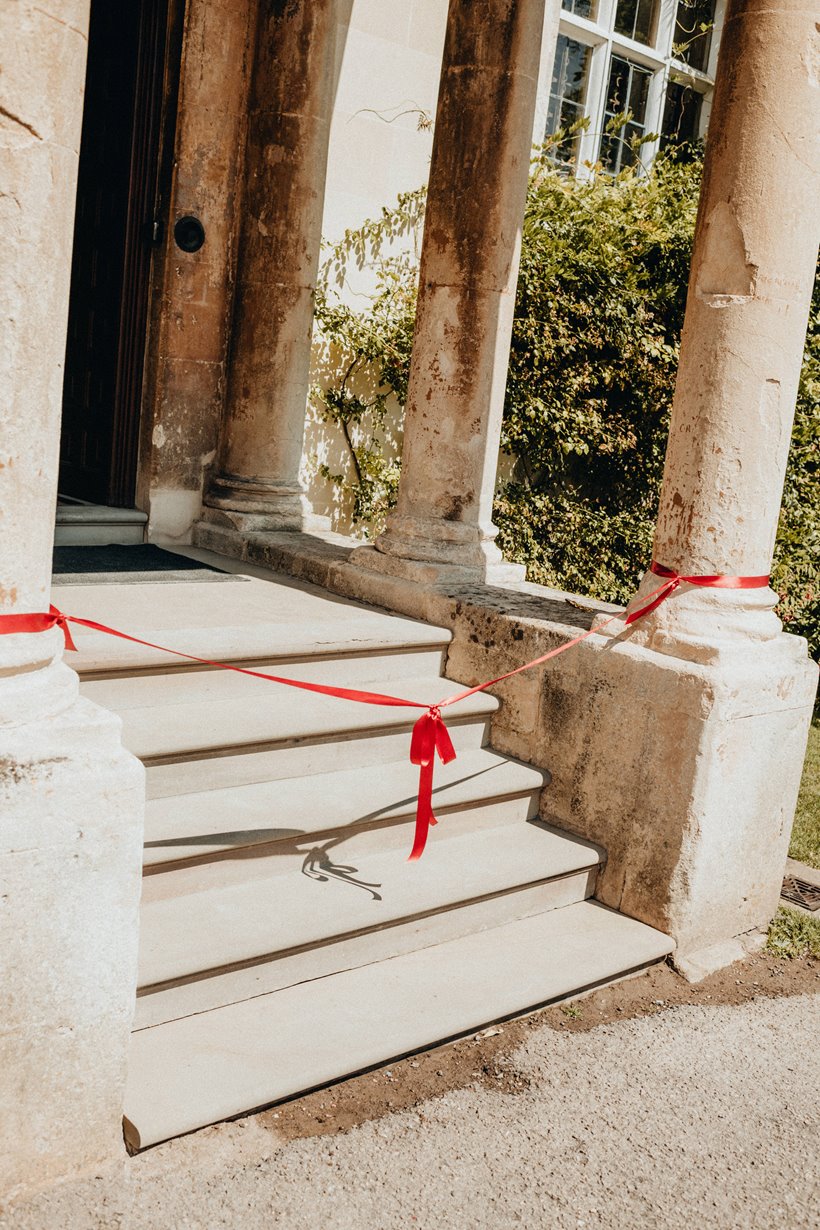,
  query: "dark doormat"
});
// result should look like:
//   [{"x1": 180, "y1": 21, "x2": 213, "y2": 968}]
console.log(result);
[{"x1": 52, "y1": 544, "x2": 247, "y2": 584}]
